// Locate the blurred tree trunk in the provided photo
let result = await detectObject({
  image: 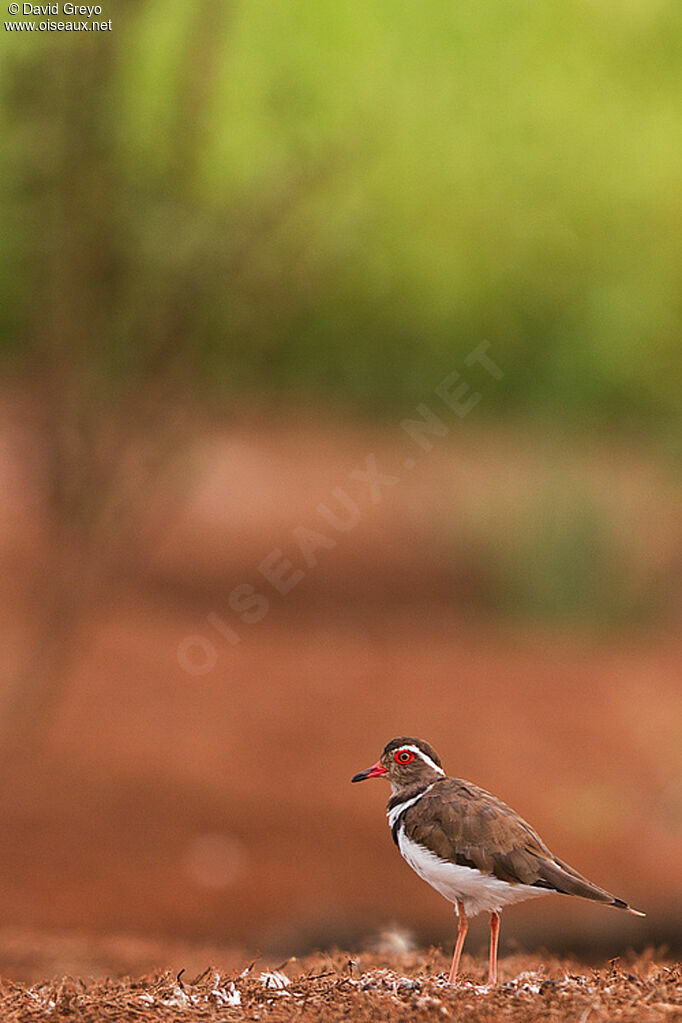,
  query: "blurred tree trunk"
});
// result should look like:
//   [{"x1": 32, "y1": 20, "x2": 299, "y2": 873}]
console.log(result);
[
  {"x1": 0, "y1": 382, "x2": 185, "y2": 767},
  {"x1": 0, "y1": 1, "x2": 333, "y2": 768},
  {"x1": 0, "y1": 14, "x2": 210, "y2": 768},
  {"x1": 0, "y1": 575, "x2": 84, "y2": 765}
]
